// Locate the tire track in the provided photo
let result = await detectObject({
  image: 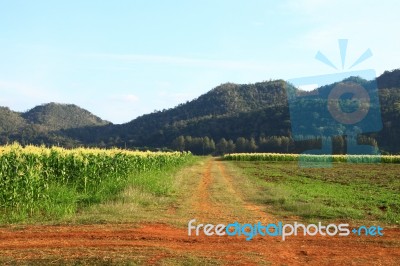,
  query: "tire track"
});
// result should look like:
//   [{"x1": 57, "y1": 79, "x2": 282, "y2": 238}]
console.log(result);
[{"x1": 215, "y1": 160, "x2": 277, "y2": 223}]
